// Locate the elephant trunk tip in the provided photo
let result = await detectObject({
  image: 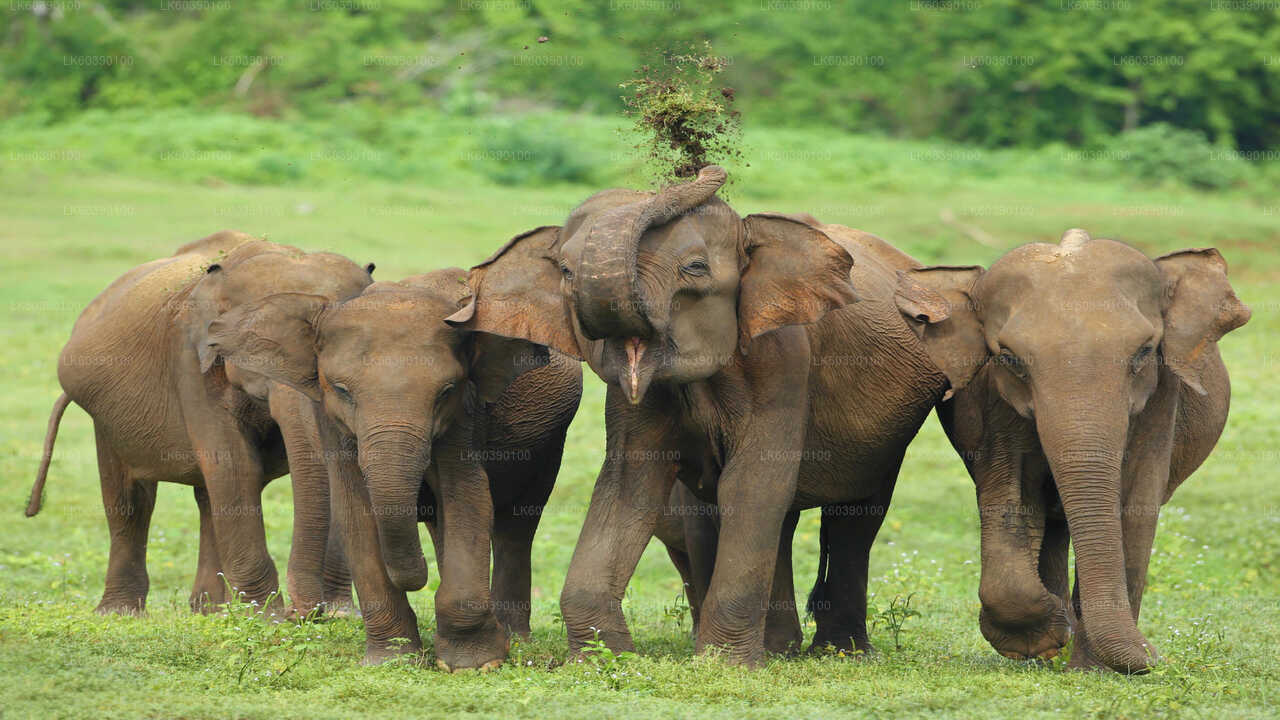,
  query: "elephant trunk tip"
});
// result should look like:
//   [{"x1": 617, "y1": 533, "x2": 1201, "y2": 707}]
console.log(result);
[{"x1": 386, "y1": 557, "x2": 429, "y2": 592}]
